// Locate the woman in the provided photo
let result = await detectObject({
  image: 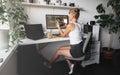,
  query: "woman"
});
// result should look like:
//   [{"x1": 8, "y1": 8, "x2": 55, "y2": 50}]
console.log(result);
[{"x1": 45, "y1": 8, "x2": 84, "y2": 74}]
